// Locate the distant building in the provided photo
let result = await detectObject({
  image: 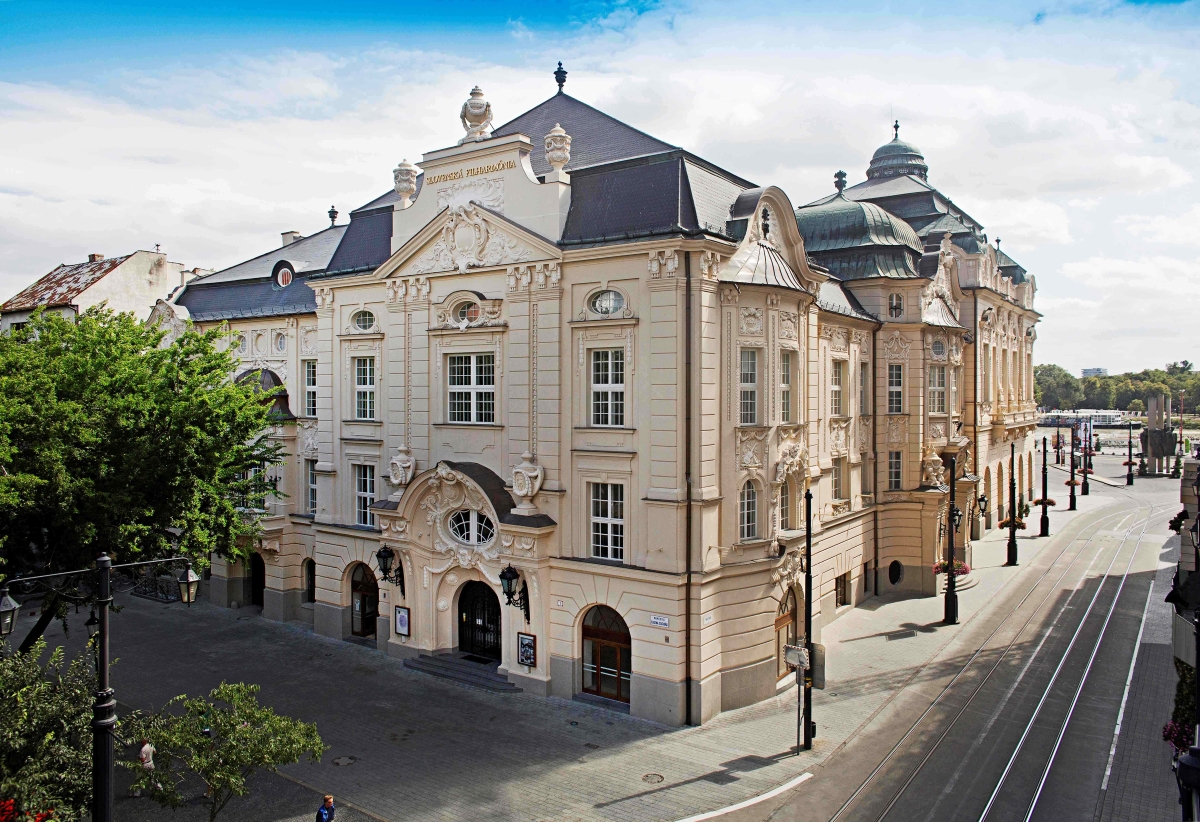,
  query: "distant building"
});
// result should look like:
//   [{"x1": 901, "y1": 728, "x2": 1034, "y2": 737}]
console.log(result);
[
  {"x1": 0, "y1": 251, "x2": 203, "y2": 332},
  {"x1": 1081, "y1": 368, "x2": 1108, "y2": 378}
]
